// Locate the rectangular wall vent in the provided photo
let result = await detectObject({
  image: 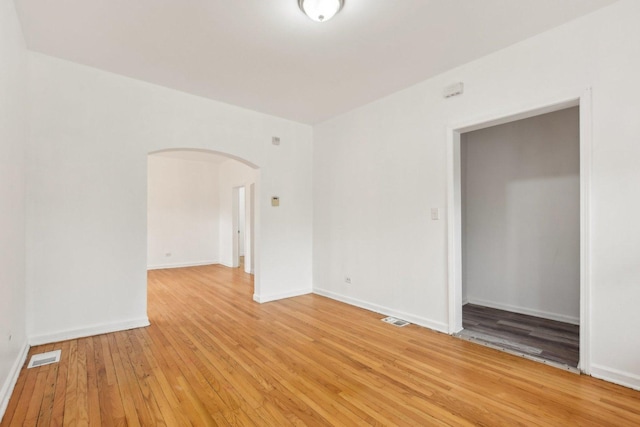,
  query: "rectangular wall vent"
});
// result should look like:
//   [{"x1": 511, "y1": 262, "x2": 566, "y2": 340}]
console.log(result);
[
  {"x1": 27, "y1": 349, "x2": 62, "y2": 369},
  {"x1": 381, "y1": 317, "x2": 410, "y2": 327}
]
